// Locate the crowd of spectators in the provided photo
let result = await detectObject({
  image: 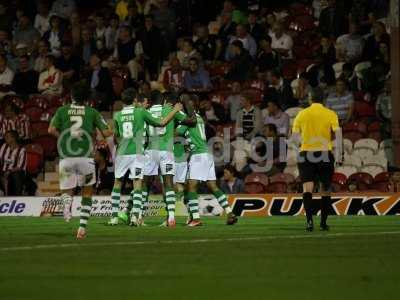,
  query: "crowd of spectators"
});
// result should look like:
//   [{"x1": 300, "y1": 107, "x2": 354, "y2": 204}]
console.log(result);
[{"x1": 0, "y1": 0, "x2": 395, "y2": 196}]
